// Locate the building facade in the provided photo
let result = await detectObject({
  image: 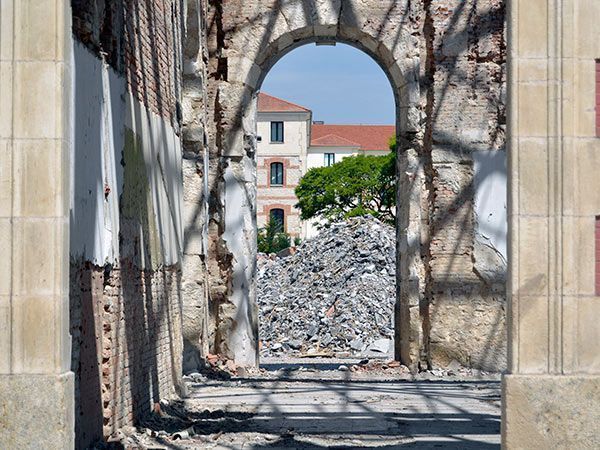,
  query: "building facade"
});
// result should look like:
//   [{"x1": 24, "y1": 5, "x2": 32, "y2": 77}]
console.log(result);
[{"x1": 257, "y1": 93, "x2": 395, "y2": 239}]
